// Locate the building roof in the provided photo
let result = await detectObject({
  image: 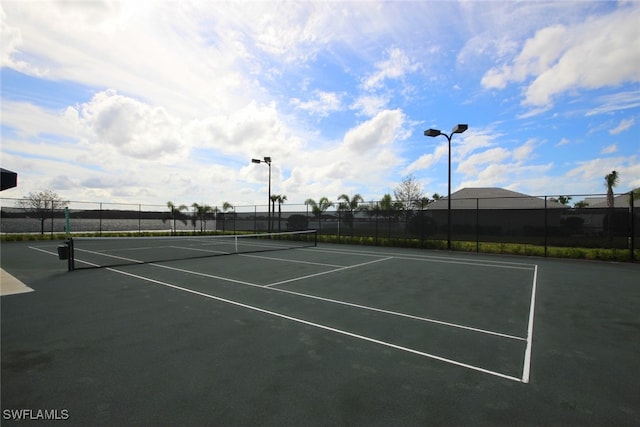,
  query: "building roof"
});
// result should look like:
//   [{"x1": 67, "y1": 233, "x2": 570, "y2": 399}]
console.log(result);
[
  {"x1": 583, "y1": 195, "x2": 630, "y2": 208},
  {"x1": 428, "y1": 187, "x2": 568, "y2": 210}
]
